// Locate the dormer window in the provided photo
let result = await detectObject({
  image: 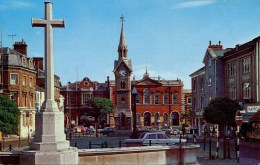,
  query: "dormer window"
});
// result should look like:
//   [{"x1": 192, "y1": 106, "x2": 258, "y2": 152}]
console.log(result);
[
  {"x1": 29, "y1": 59, "x2": 33, "y2": 68},
  {"x1": 84, "y1": 82, "x2": 89, "y2": 86},
  {"x1": 21, "y1": 57, "x2": 26, "y2": 66}
]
